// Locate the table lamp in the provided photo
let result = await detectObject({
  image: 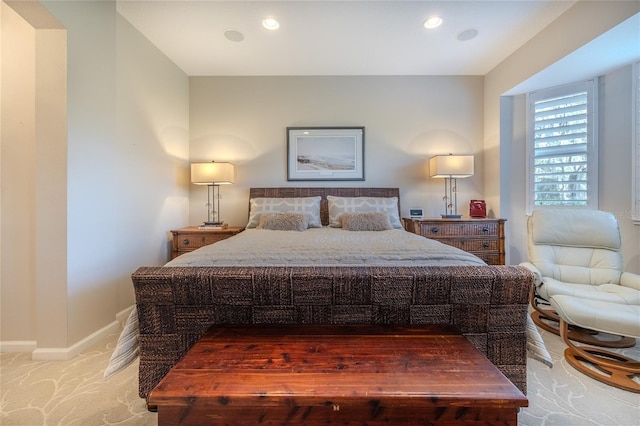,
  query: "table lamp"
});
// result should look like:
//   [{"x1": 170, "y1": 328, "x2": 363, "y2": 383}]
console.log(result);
[
  {"x1": 429, "y1": 154, "x2": 474, "y2": 218},
  {"x1": 191, "y1": 161, "x2": 235, "y2": 226}
]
